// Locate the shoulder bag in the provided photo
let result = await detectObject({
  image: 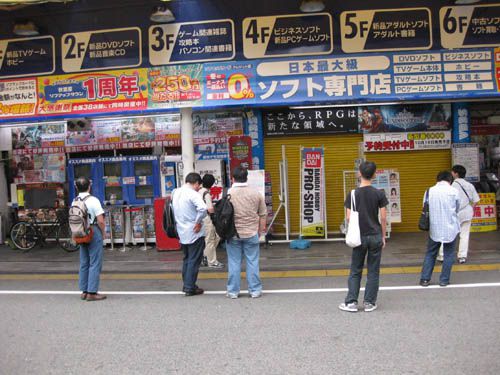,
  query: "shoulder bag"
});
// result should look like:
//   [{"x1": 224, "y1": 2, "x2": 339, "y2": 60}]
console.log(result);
[
  {"x1": 418, "y1": 189, "x2": 430, "y2": 231},
  {"x1": 345, "y1": 190, "x2": 362, "y2": 248}
]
